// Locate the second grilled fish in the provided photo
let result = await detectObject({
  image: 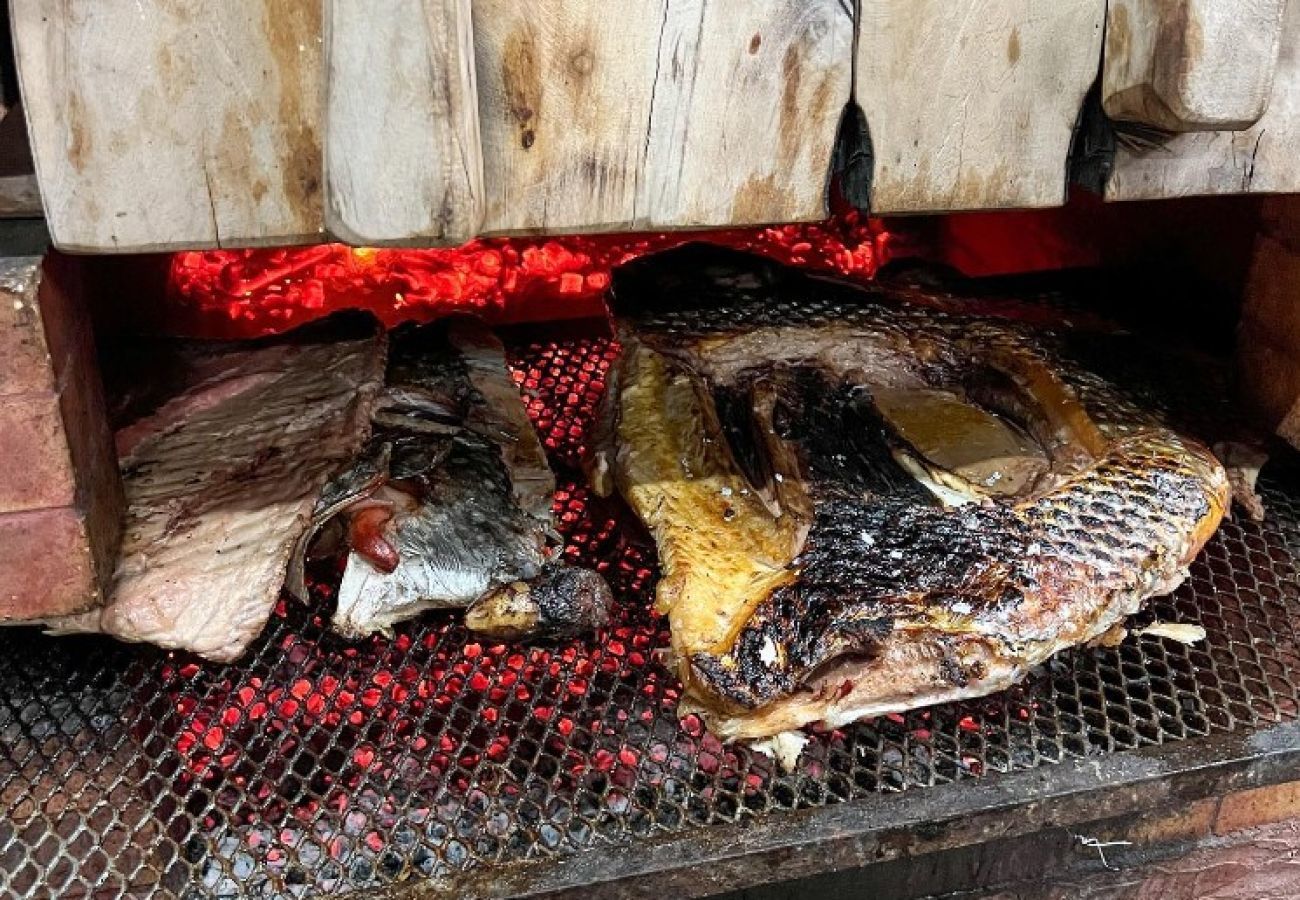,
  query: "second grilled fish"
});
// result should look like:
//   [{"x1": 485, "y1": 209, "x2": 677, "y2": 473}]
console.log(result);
[{"x1": 593, "y1": 245, "x2": 1229, "y2": 741}]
